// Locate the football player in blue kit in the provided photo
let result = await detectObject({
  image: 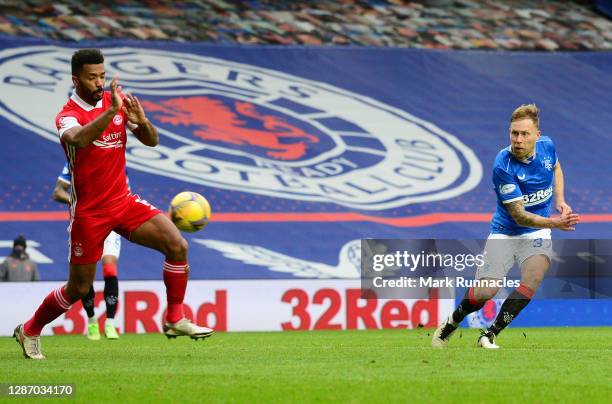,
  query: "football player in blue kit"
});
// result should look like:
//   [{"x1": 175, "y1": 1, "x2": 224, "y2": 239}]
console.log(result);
[{"x1": 432, "y1": 104, "x2": 580, "y2": 349}]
